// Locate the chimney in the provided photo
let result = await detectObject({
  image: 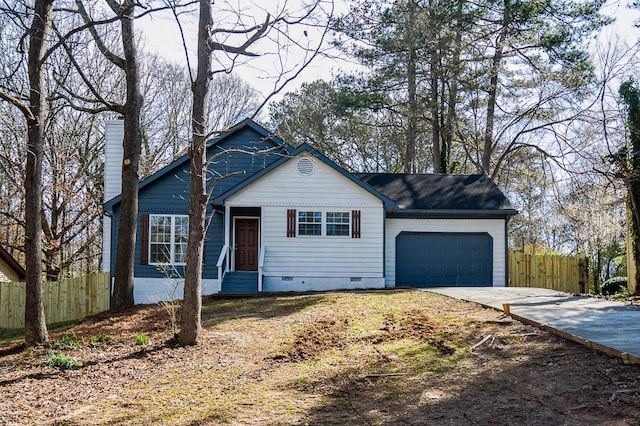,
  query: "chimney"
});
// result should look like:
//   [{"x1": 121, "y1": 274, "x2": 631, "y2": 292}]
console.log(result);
[
  {"x1": 103, "y1": 118, "x2": 124, "y2": 273},
  {"x1": 104, "y1": 118, "x2": 124, "y2": 202}
]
